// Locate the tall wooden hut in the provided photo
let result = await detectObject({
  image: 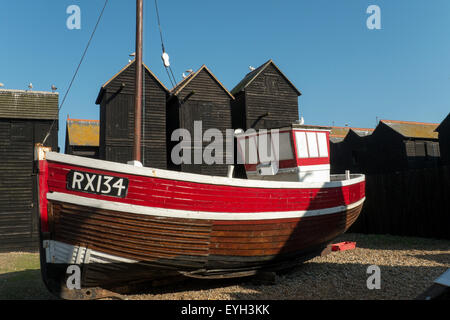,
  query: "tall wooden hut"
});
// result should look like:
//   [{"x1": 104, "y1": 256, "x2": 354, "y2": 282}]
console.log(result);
[
  {"x1": 0, "y1": 89, "x2": 58, "y2": 252},
  {"x1": 436, "y1": 113, "x2": 450, "y2": 166},
  {"x1": 95, "y1": 60, "x2": 169, "y2": 169},
  {"x1": 166, "y1": 65, "x2": 234, "y2": 176},
  {"x1": 231, "y1": 59, "x2": 301, "y2": 130},
  {"x1": 65, "y1": 117, "x2": 99, "y2": 159}
]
